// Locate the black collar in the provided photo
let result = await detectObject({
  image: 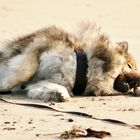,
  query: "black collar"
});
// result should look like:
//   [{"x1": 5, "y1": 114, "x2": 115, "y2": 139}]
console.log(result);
[{"x1": 72, "y1": 51, "x2": 88, "y2": 95}]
